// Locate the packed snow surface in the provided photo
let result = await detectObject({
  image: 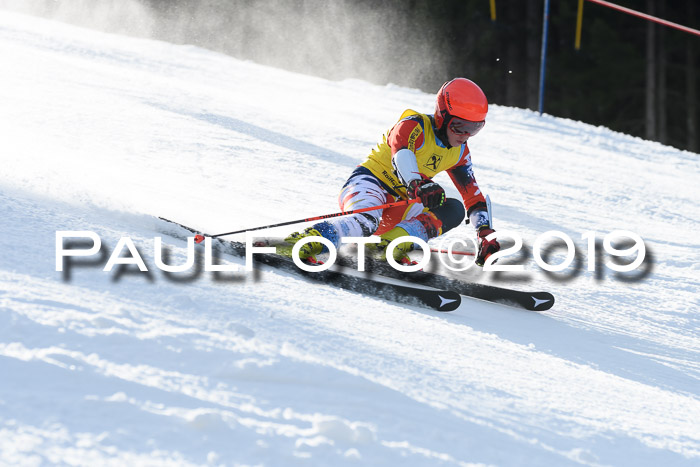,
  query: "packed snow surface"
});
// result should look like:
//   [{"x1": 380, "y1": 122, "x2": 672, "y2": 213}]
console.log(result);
[{"x1": 1, "y1": 10, "x2": 699, "y2": 467}]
